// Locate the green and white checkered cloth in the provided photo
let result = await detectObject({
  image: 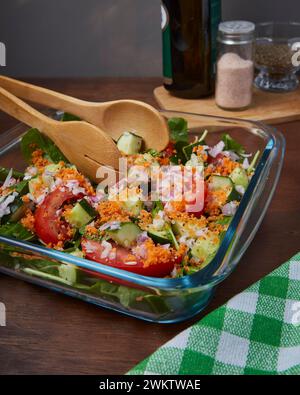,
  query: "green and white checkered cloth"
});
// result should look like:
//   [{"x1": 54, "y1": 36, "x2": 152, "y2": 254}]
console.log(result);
[{"x1": 128, "y1": 252, "x2": 300, "y2": 375}]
